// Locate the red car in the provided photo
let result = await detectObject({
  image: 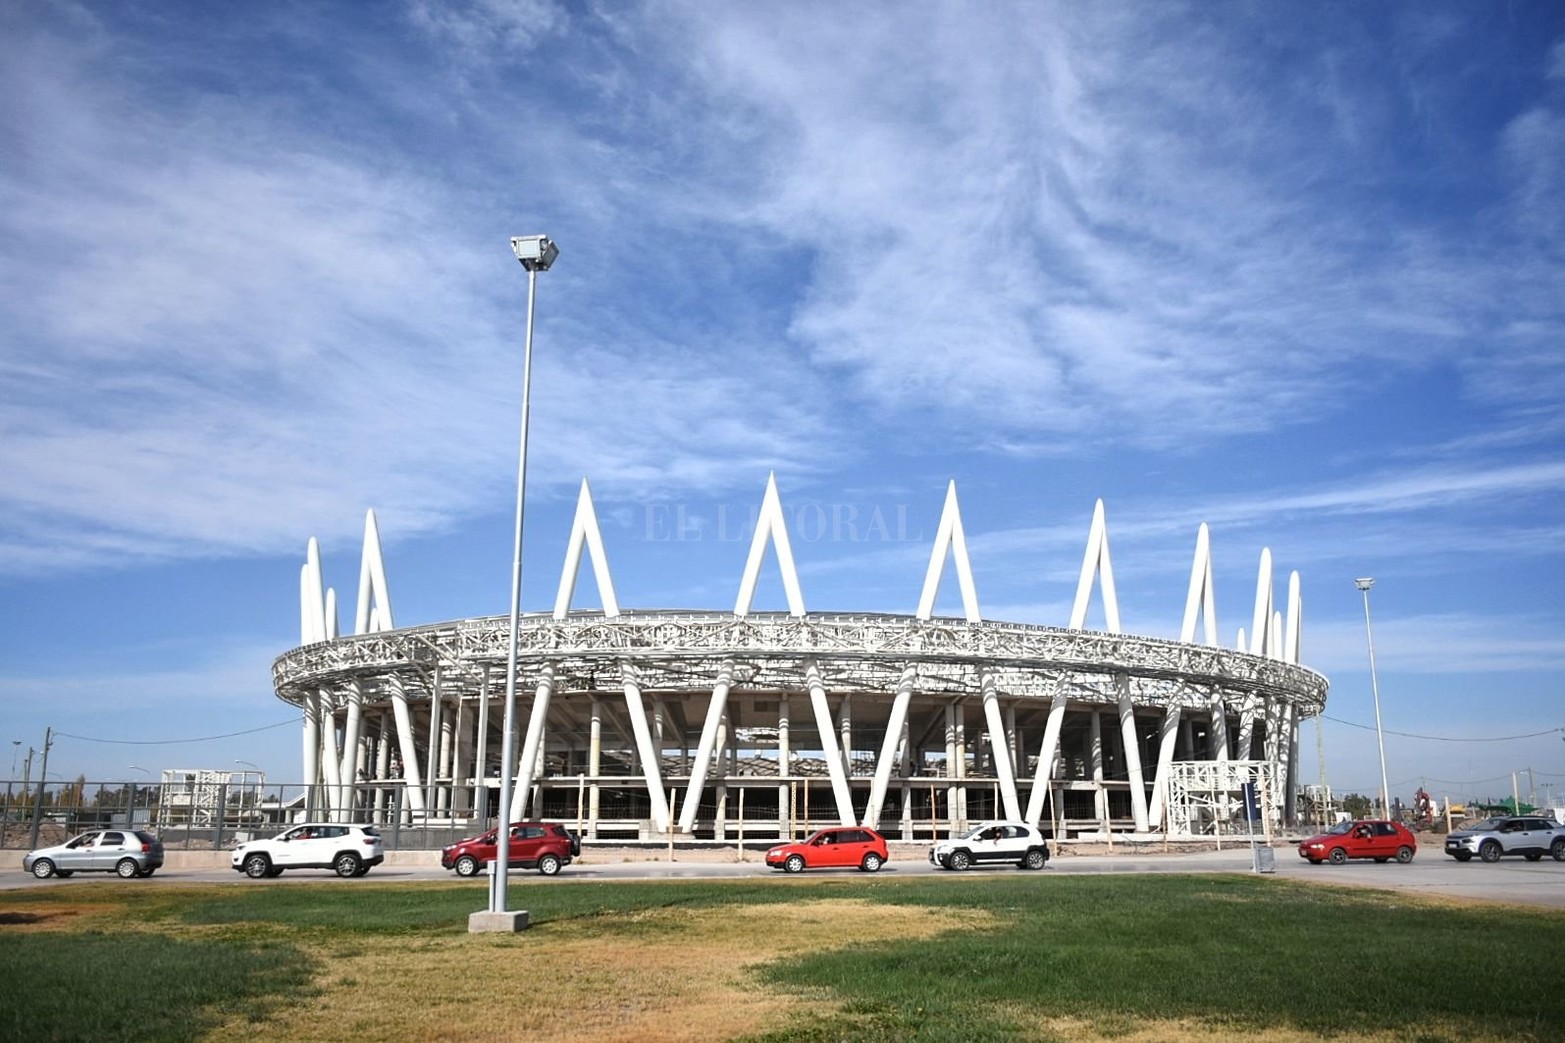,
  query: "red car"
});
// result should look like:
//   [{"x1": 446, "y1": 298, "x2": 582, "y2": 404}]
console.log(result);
[
  {"x1": 1297, "y1": 819, "x2": 1417, "y2": 865},
  {"x1": 440, "y1": 821, "x2": 581, "y2": 876},
  {"x1": 766, "y1": 826, "x2": 889, "y2": 873}
]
